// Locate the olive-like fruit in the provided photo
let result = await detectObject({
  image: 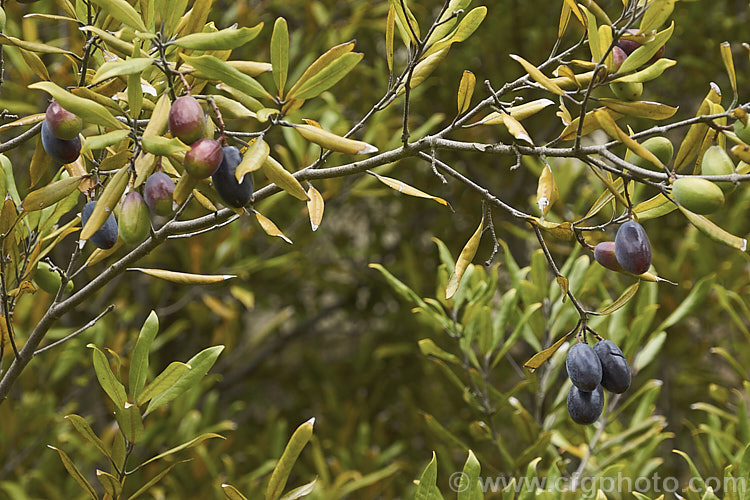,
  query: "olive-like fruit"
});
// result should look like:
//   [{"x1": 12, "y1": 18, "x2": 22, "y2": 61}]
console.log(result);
[
  {"x1": 611, "y1": 46, "x2": 627, "y2": 72},
  {"x1": 567, "y1": 385, "x2": 604, "y2": 425},
  {"x1": 734, "y1": 120, "x2": 750, "y2": 144},
  {"x1": 629, "y1": 137, "x2": 673, "y2": 170},
  {"x1": 144, "y1": 172, "x2": 175, "y2": 217},
  {"x1": 593, "y1": 241, "x2": 623, "y2": 272},
  {"x1": 672, "y1": 178, "x2": 724, "y2": 215},
  {"x1": 594, "y1": 340, "x2": 631, "y2": 394},
  {"x1": 41, "y1": 121, "x2": 81, "y2": 164},
  {"x1": 616, "y1": 28, "x2": 665, "y2": 65},
  {"x1": 45, "y1": 100, "x2": 82, "y2": 140},
  {"x1": 566, "y1": 343, "x2": 603, "y2": 392},
  {"x1": 119, "y1": 192, "x2": 151, "y2": 244},
  {"x1": 184, "y1": 138, "x2": 224, "y2": 179},
  {"x1": 81, "y1": 200, "x2": 118, "y2": 249},
  {"x1": 610, "y1": 81, "x2": 643, "y2": 101},
  {"x1": 614, "y1": 221, "x2": 651, "y2": 275},
  {"x1": 34, "y1": 261, "x2": 73, "y2": 295},
  {"x1": 212, "y1": 146, "x2": 253, "y2": 208},
  {"x1": 169, "y1": 95, "x2": 205, "y2": 145},
  {"x1": 701, "y1": 145, "x2": 735, "y2": 193}
]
